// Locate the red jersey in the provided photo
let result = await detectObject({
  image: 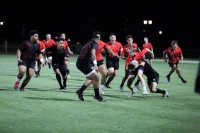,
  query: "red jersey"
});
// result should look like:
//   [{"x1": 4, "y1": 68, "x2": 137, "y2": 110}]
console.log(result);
[
  {"x1": 62, "y1": 40, "x2": 69, "y2": 49},
  {"x1": 164, "y1": 46, "x2": 183, "y2": 63},
  {"x1": 38, "y1": 40, "x2": 46, "y2": 50},
  {"x1": 122, "y1": 43, "x2": 139, "y2": 58},
  {"x1": 106, "y1": 41, "x2": 123, "y2": 58},
  {"x1": 43, "y1": 39, "x2": 56, "y2": 48},
  {"x1": 125, "y1": 49, "x2": 148, "y2": 67},
  {"x1": 96, "y1": 40, "x2": 110, "y2": 61},
  {"x1": 143, "y1": 42, "x2": 153, "y2": 50}
]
